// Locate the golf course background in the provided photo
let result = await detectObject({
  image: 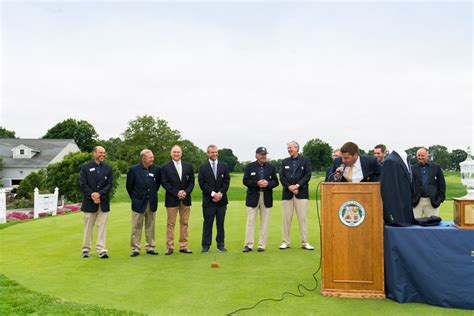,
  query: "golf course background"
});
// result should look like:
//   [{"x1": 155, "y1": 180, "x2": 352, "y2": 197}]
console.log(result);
[{"x1": 0, "y1": 172, "x2": 471, "y2": 315}]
